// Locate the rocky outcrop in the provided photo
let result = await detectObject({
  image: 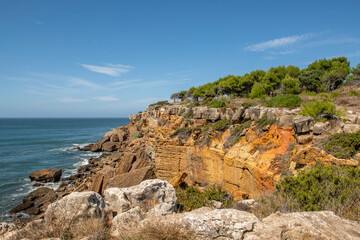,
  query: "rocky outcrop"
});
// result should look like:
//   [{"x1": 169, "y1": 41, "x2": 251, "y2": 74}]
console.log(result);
[
  {"x1": 44, "y1": 191, "x2": 107, "y2": 224},
  {"x1": 150, "y1": 207, "x2": 259, "y2": 240},
  {"x1": 292, "y1": 115, "x2": 315, "y2": 134},
  {"x1": 105, "y1": 179, "x2": 177, "y2": 236},
  {"x1": 29, "y1": 169, "x2": 62, "y2": 182},
  {"x1": 244, "y1": 211, "x2": 360, "y2": 240},
  {"x1": 9, "y1": 187, "x2": 57, "y2": 216}
]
